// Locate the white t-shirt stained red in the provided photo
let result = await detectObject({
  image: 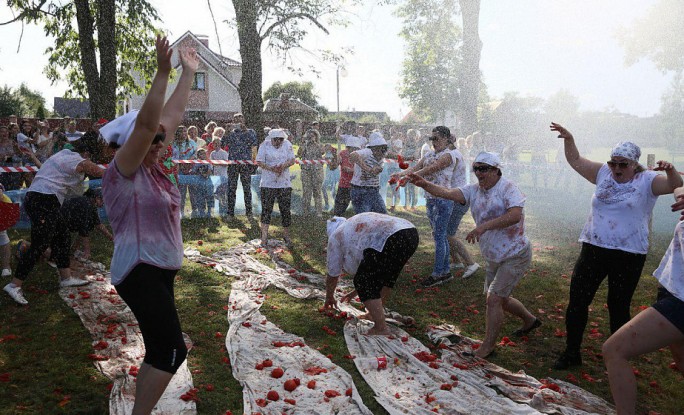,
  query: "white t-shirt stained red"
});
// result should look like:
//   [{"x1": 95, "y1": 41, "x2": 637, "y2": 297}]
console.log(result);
[{"x1": 459, "y1": 177, "x2": 529, "y2": 262}]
